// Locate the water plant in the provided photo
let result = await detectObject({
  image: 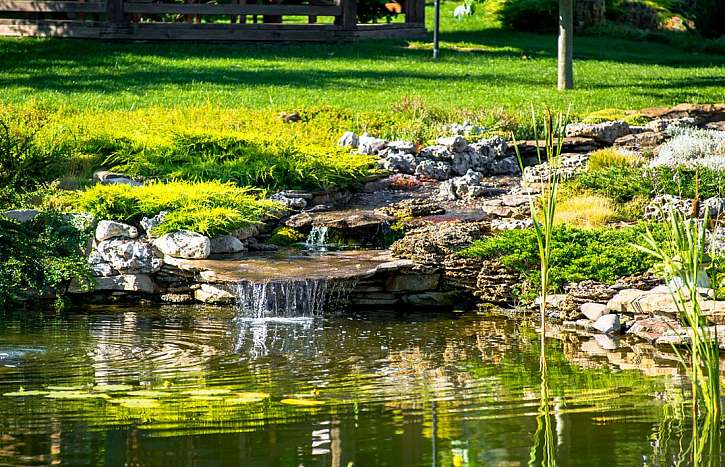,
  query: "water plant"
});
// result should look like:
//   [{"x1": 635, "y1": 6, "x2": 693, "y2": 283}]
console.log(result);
[
  {"x1": 513, "y1": 107, "x2": 566, "y2": 466},
  {"x1": 635, "y1": 208, "x2": 721, "y2": 453}
]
